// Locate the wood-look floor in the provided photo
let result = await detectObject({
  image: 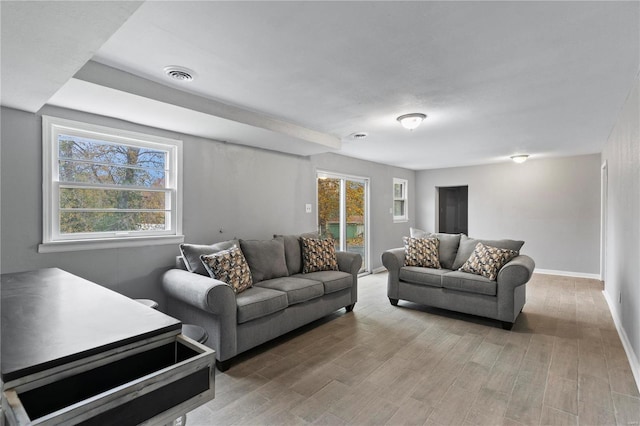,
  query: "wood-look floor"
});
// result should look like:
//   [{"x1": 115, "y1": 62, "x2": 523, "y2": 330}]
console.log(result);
[{"x1": 186, "y1": 273, "x2": 640, "y2": 425}]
